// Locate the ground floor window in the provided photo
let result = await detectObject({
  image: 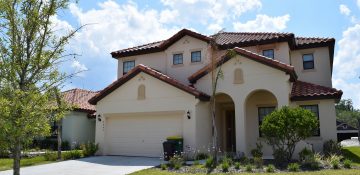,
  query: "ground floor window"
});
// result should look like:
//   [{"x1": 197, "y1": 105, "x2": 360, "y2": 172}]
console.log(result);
[
  {"x1": 300, "y1": 105, "x2": 320, "y2": 136},
  {"x1": 258, "y1": 107, "x2": 276, "y2": 136}
]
